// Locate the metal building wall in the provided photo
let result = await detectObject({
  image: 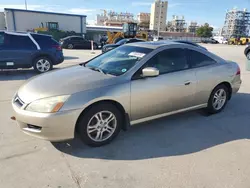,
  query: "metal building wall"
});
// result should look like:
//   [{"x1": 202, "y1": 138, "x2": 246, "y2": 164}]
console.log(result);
[{"x1": 4, "y1": 9, "x2": 86, "y2": 33}]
